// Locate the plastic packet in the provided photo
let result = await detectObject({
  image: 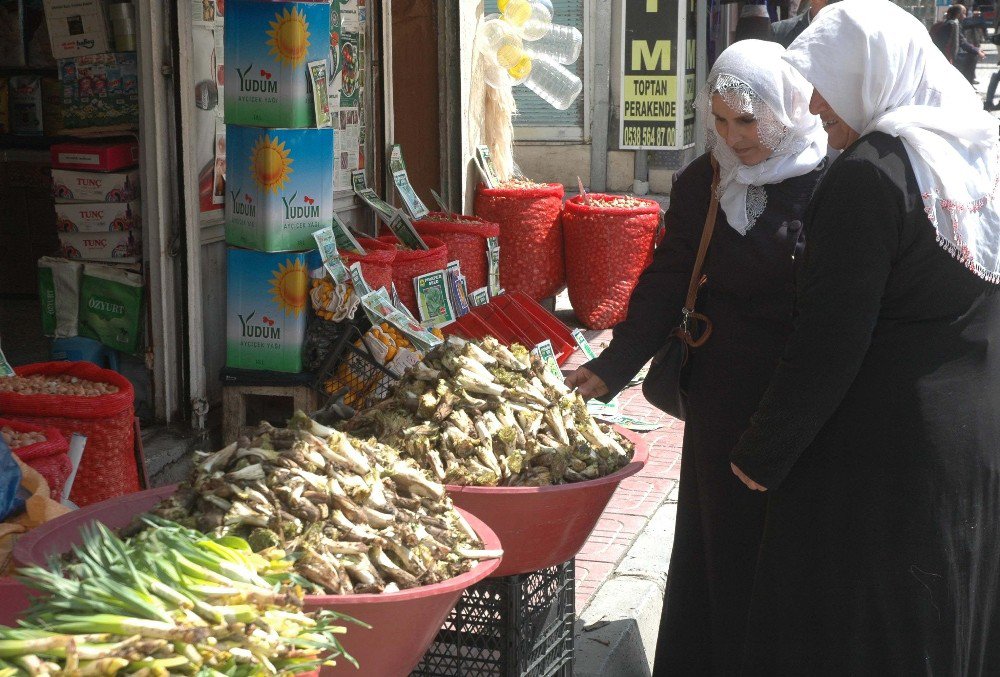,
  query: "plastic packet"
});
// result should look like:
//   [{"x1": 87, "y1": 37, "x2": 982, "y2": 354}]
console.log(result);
[{"x1": 414, "y1": 269, "x2": 456, "y2": 327}]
